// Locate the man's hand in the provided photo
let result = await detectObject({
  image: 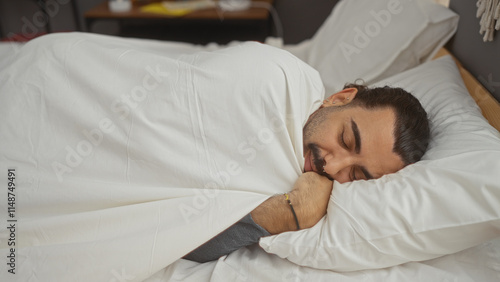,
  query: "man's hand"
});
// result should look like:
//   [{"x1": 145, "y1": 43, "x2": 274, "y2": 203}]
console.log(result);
[
  {"x1": 251, "y1": 172, "x2": 333, "y2": 235},
  {"x1": 289, "y1": 172, "x2": 334, "y2": 229}
]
